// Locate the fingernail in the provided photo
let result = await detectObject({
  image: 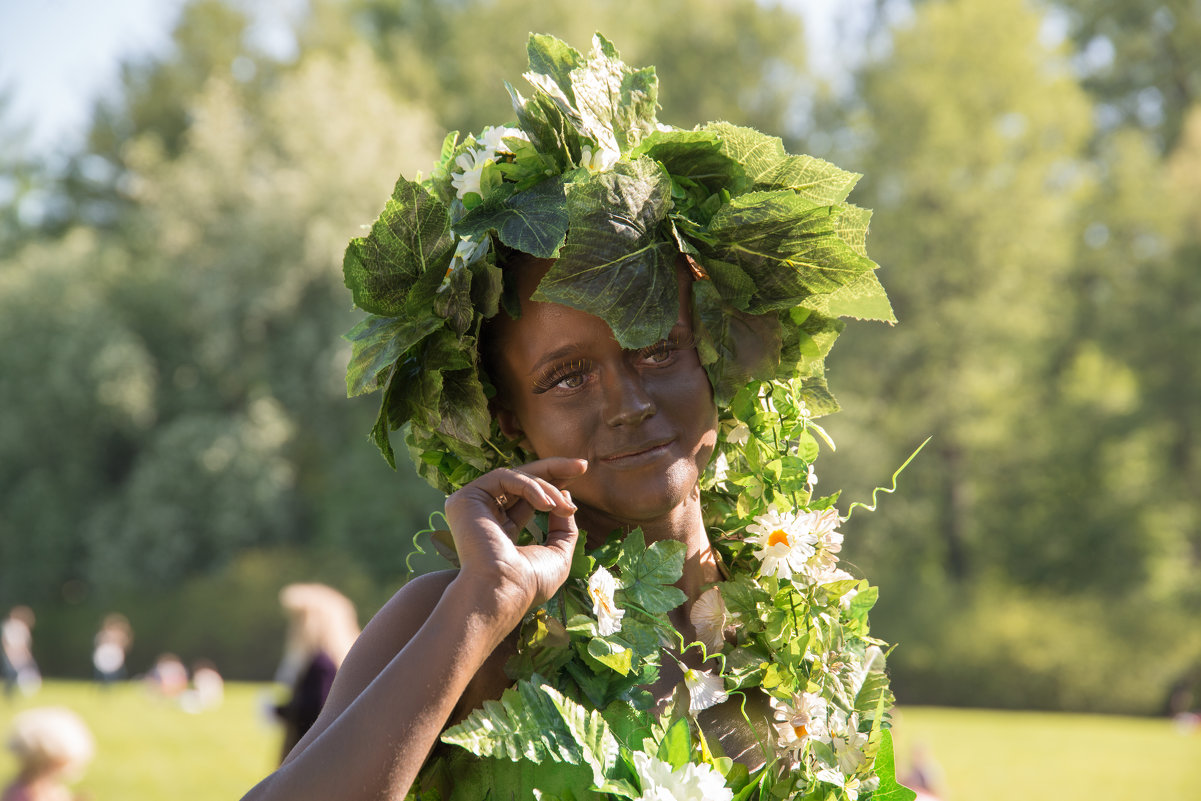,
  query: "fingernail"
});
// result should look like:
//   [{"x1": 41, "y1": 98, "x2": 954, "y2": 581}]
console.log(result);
[{"x1": 562, "y1": 490, "x2": 577, "y2": 511}]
